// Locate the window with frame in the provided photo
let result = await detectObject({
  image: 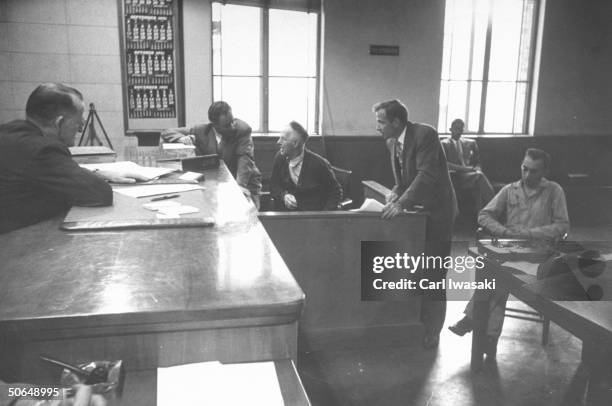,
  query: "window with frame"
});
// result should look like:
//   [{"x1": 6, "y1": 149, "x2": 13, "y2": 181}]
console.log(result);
[
  {"x1": 438, "y1": 0, "x2": 540, "y2": 135},
  {"x1": 212, "y1": 1, "x2": 319, "y2": 134}
]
